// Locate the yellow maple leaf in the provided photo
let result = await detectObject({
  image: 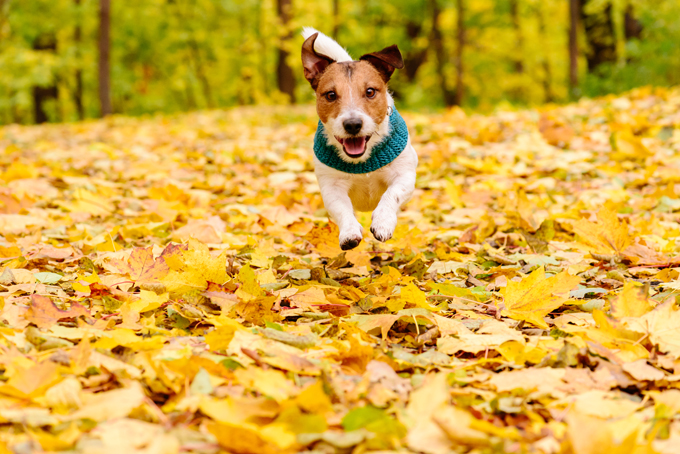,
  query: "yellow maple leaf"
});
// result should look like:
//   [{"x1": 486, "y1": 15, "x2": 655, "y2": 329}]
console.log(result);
[
  {"x1": 235, "y1": 264, "x2": 265, "y2": 301},
  {"x1": 207, "y1": 421, "x2": 284, "y2": 454},
  {"x1": 400, "y1": 283, "x2": 437, "y2": 311},
  {"x1": 610, "y1": 281, "x2": 654, "y2": 319},
  {"x1": 610, "y1": 129, "x2": 653, "y2": 161},
  {"x1": 499, "y1": 267, "x2": 580, "y2": 329},
  {"x1": 303, "y1": 223, "x2": 345, "y2": 257},
  {"x1": 296, "y1": 381, "x2": 333, "y2": 414},
  {"x1": 205, "y1": 318, "x2": 244, "y2": 351},
  {"x1": 572, "y1": 203, "x2": 633, "y2": 255},
  {"x1": 161, "y1": 239, "x2": 228, "y2": 294},
  {"x1": 624, "y1": 300, "x2": 680, "y2": 359}
]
